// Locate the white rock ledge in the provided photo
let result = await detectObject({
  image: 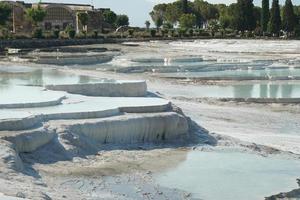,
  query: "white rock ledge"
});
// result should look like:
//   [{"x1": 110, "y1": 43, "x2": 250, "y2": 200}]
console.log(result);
[
  {"x1": 45, "y1": 81, "x2": 147, "y2": 97},
  {"x1": 1, "y1": 128, "x2": 55, "y2": 153},
  {"x1": 61, "y1": 112, "x2": 189, "y2": 144},
  {"x1": 0, "y1": 102, "x2": 171, "y2": 131},
  {"x1": 0, "y1": 96, "x2": 66, "y2": 109}
]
